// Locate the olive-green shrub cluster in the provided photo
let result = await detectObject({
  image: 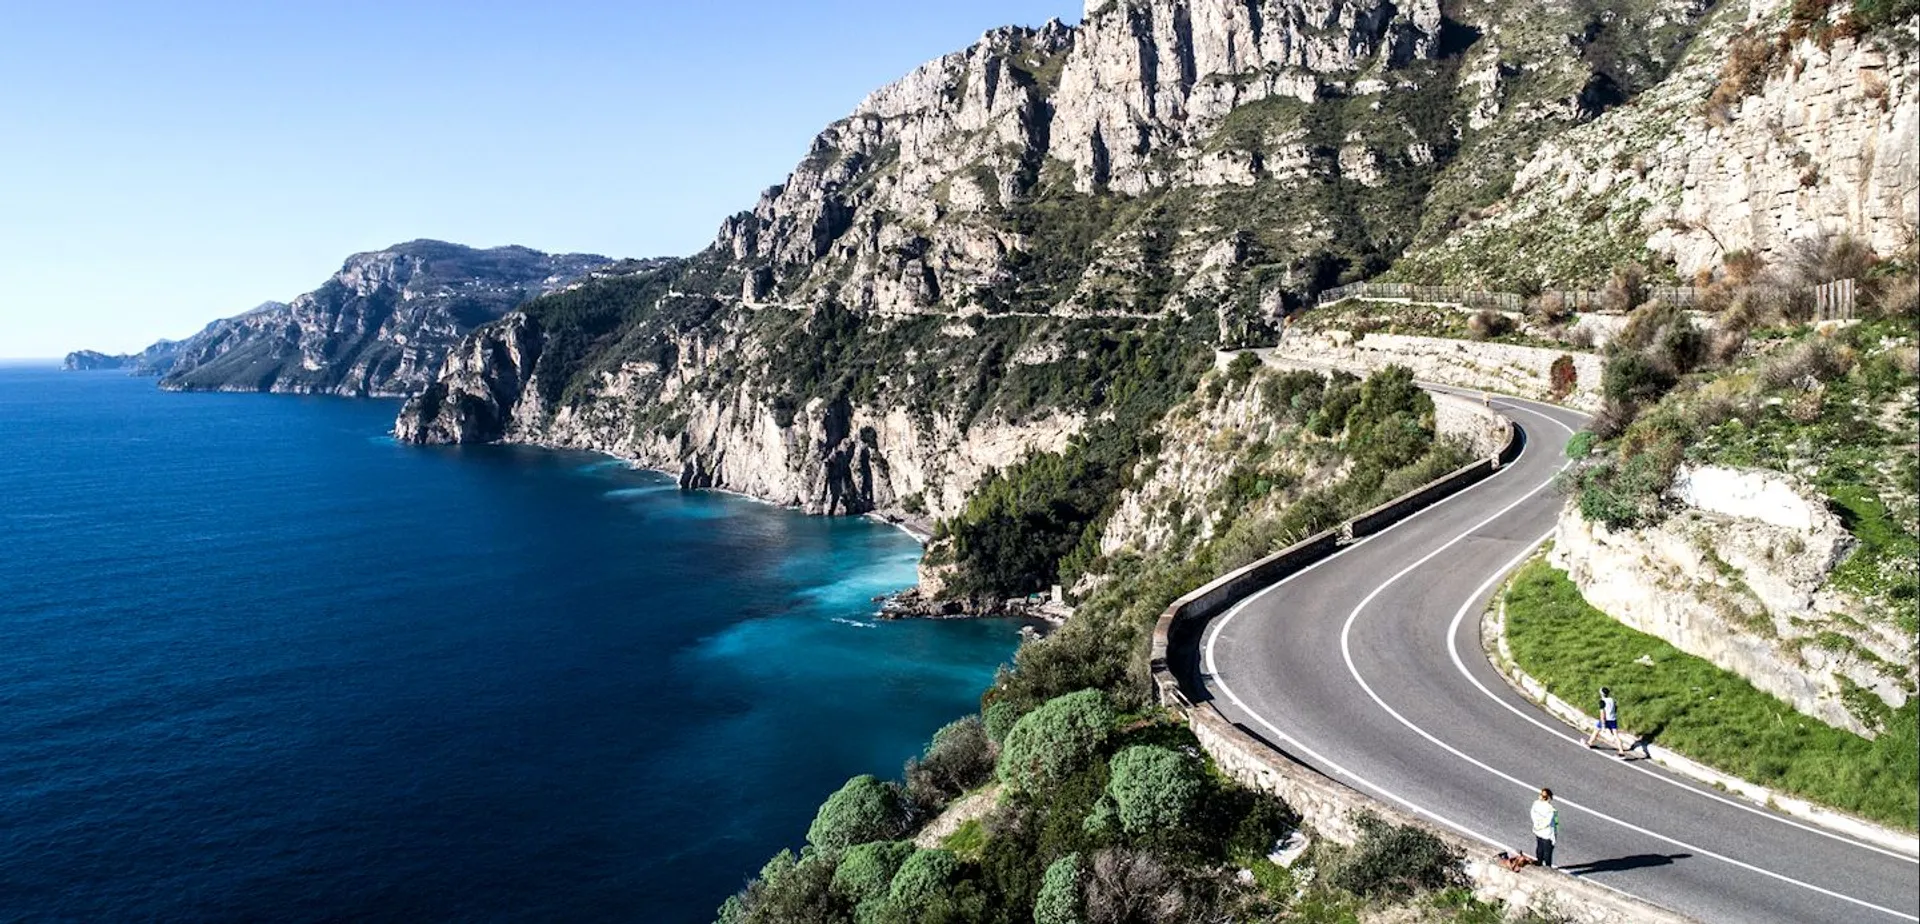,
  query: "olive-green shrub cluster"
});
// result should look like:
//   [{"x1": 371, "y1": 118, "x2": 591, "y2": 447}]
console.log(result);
[
  {"x1": 717, "y1": 690, "x2": 1300, "y2": 924},
  {"x1": 1568, "y1": 242, "x2": 1917, "y2": 557},
  {"x1": 975, "y1": 365, "x2": 1473, "y2": 720},
  {"x1": 932, "y1": 317, "x2": 1214, "y2": 600}
]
